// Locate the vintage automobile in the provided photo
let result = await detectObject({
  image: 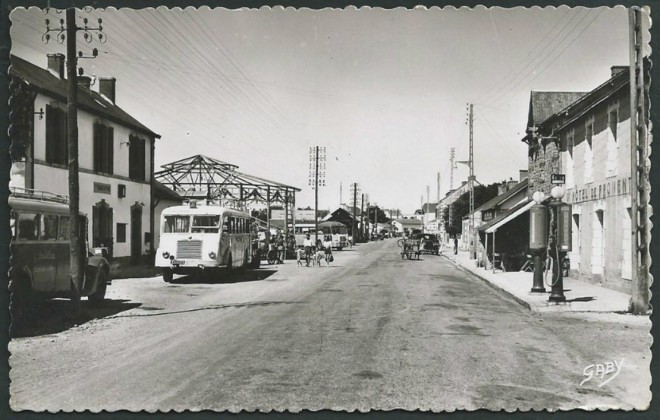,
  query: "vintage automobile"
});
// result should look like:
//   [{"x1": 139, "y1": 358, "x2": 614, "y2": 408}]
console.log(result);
[
  {"x1": 9, "y1": 188, "x2": 111, "y2": 335},
  {"x1": 414, "y1": 233, "x2": 441, "y2": 255}
]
